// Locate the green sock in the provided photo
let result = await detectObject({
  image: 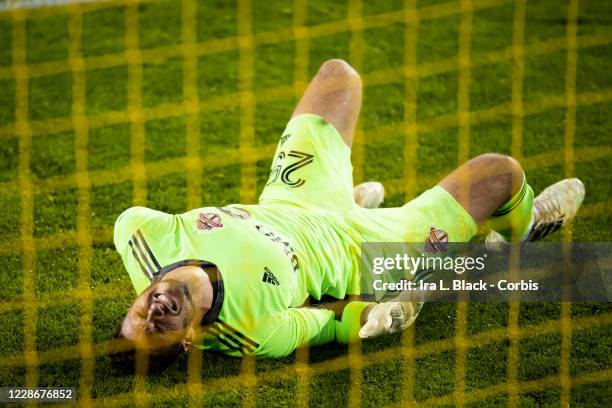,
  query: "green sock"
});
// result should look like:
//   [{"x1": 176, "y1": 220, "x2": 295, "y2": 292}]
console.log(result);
[{"x1": 486, "y1": 175, "x2": 534, "y2": 241}]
